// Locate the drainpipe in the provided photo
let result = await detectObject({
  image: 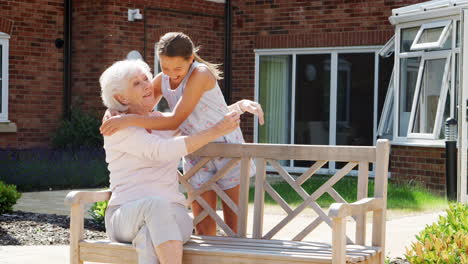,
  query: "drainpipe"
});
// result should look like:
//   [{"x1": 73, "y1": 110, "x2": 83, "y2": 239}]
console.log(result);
[
  {"x1": 63, "y1": 0, "x2": 72, "y2": 120},
  {"x1": 223, "y1": 0, "x2": 232, "y2": 104}
]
